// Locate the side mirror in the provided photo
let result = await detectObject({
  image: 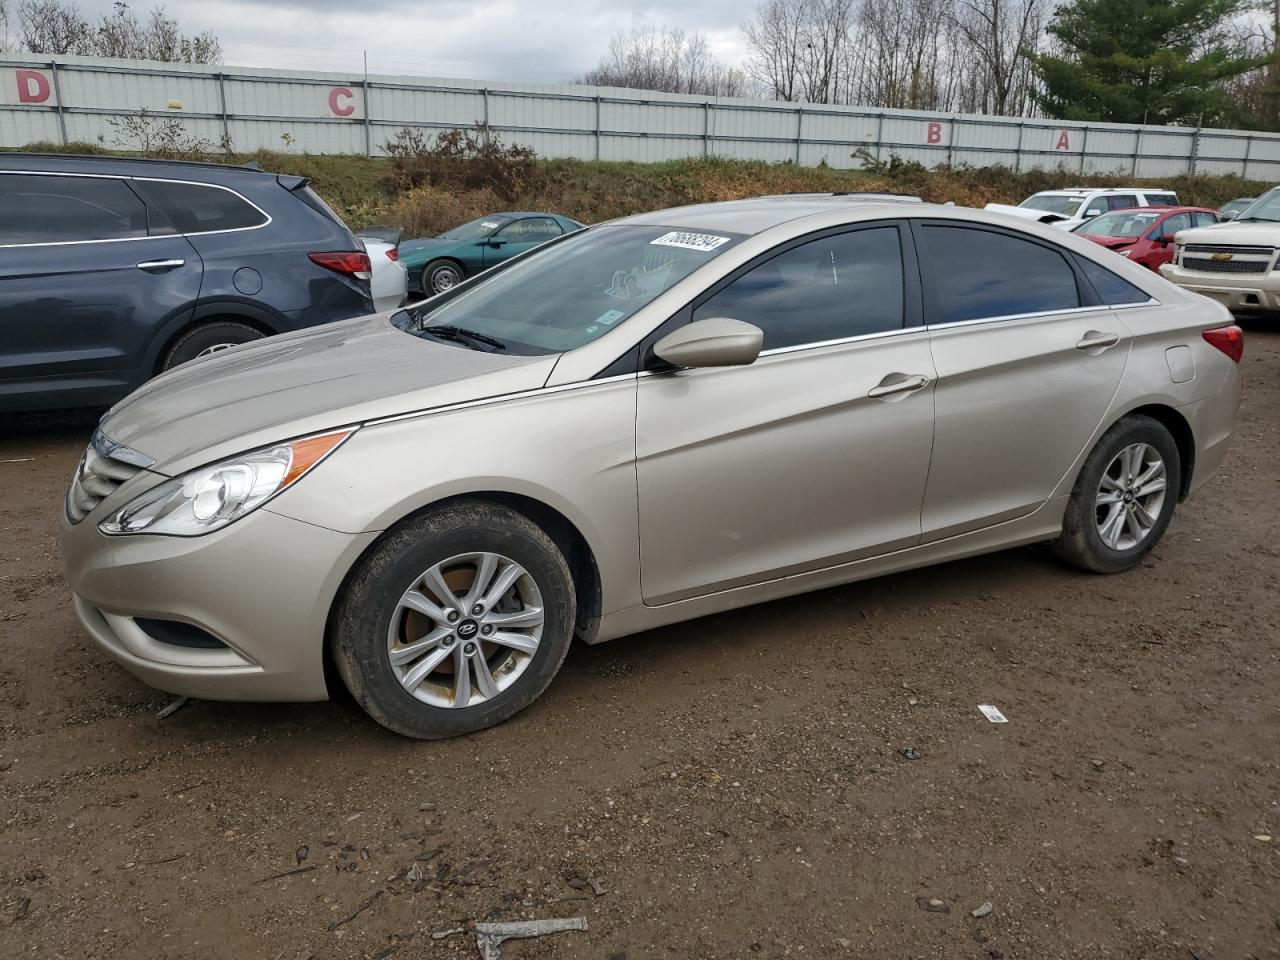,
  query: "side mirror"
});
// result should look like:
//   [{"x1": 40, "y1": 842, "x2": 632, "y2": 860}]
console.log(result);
[
  {"x1": 653, "y1": 317, "x2": 763, "y2": 370},
  {"x1": 1084, "y1": 207, "x2": 1103, "y2": 218}
]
